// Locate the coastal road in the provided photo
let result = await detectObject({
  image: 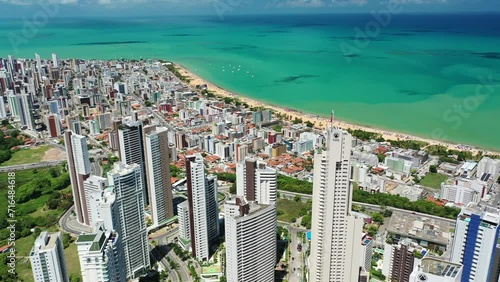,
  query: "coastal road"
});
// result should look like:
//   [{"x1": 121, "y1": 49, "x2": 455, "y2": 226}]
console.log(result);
[
  {"x1": 0, "y1": 160, "x2": 65, "y2": 172},
  {"x1": 278, "y1": 190, "x2": 456, "y2": 223}
]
